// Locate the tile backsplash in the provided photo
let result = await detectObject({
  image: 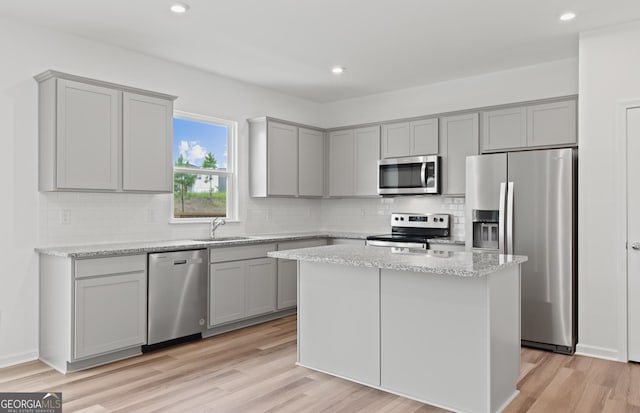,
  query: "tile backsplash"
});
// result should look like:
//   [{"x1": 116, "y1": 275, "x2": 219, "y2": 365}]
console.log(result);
[
  {"x1": 320, "y1": 196, "x2": 465, "y2": 237},
  {"x1": 39, "y1": 191, "x2": 464, "y2": 246}
]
